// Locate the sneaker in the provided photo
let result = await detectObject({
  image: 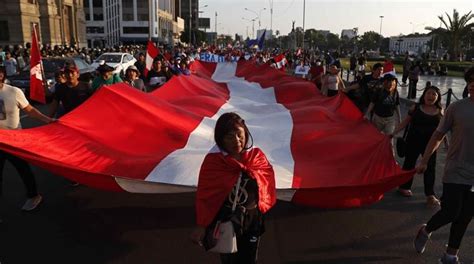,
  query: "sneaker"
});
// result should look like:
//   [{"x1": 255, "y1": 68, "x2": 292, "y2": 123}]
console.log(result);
[
  {"x1": 427, "y1": 195, "x2": 441, "y2": 208},
  {"x1": 439, "y1": 253, "x2": 460, "y2": 264},
  {"x1": 414, "y1": 224, "x2": 431, "y2": 253},
  {"x1": 21, "y1": 195, "x2": 43, "y2": 211},
  {"x1": 398, "y1": 188, "x2": 413, "y2": 197}
]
